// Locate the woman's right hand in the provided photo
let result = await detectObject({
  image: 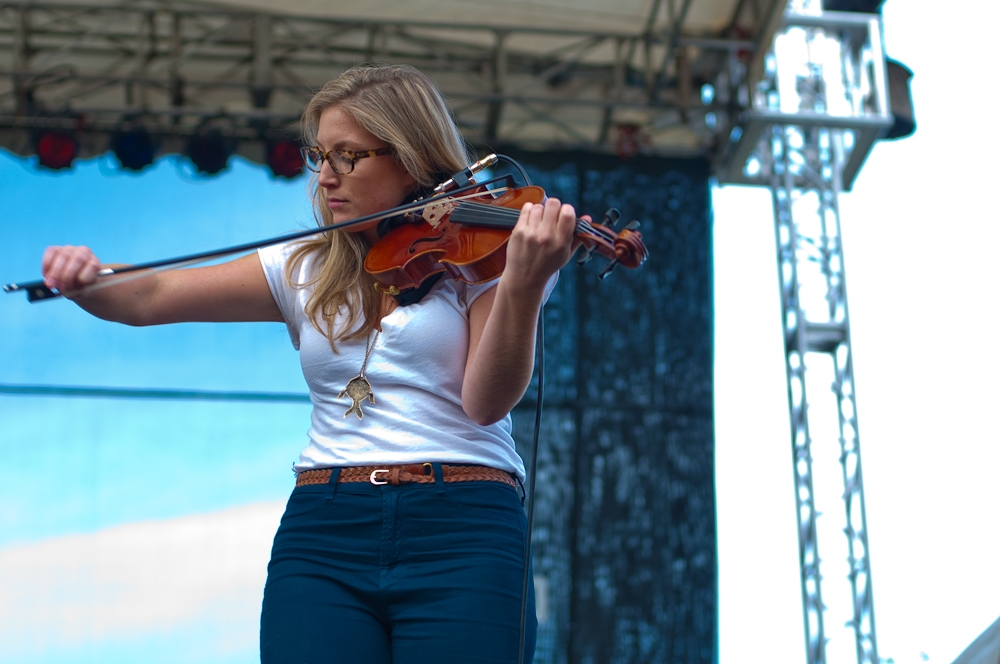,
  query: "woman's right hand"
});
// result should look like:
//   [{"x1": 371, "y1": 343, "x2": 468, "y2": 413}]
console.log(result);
[
  {"x1": 37, "y1": 247, "x2": 280, "y2": 326},
  {"x1": 42, "y1": 245, "x2": 103, "y2": 296}
]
